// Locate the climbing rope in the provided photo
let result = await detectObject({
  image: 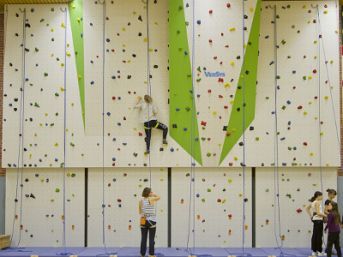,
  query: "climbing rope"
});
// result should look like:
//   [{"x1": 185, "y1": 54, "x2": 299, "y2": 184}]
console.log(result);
[
  {"x1": 96, "y1": 1, "x2": 120, "y2": 255},
  {"x1": 222, "y1": 2, "x2": 248, "y2": 255},
  {"x1": 270, "y1": 5, "x2": 286, "y2": 256},
  {"x1": 10, "y1": 7, "x2": 27, "y2": 247},
  {"x1": 145, "y1": 0, "x2": 152, "y2": 188},
  {"x1": 57, "y1": 7, "x2": 70, "y2": 256},
  {"x1": 101, "y1": 0, "x2": 106, "y2": 251},
  {"x1": 97, "y1": 1, "x2": 115, "y2": 255},
  {"x1": 185, "y1": 0, "x2": 197, "y2": 255},
  {"x1": 316, "y1": 5, "x2": 341, "y2": 147},
  {"x1": 241, "y1": 0, "x2": 247, "y2": 254},
  {"x1": 314, "y1": 5, "x2": 324, "y2": 195}
]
